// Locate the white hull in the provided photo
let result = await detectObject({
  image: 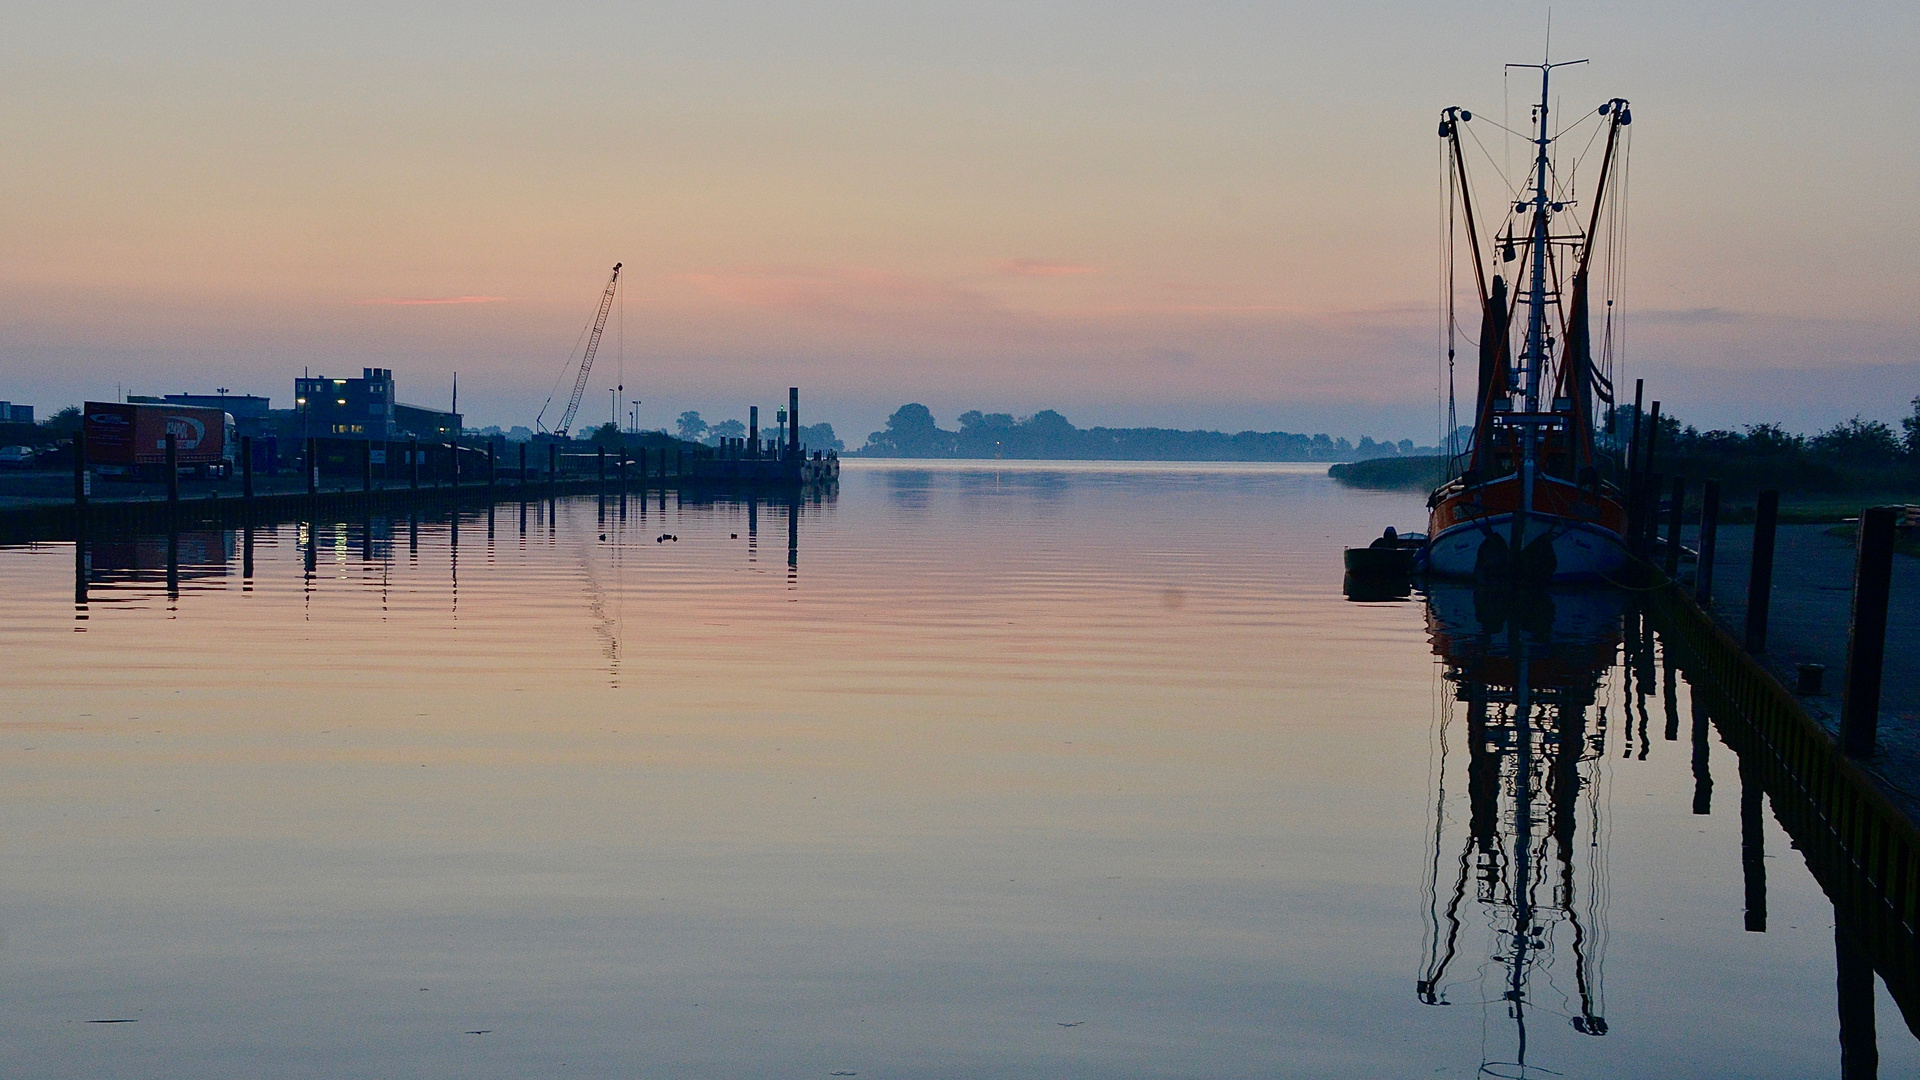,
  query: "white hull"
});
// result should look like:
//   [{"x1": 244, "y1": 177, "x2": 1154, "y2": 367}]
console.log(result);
[{"x1": 1426, "y1": 514, "x2": 1627, "y2": 583}]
